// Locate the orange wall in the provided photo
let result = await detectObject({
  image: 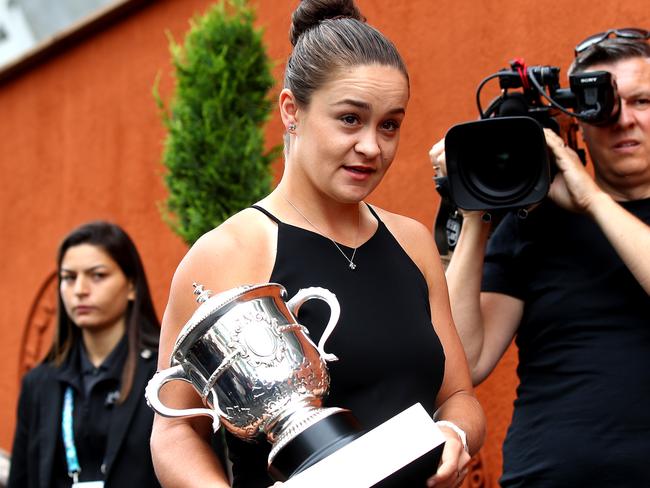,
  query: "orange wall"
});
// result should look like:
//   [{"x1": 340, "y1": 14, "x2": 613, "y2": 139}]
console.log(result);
[{"x1": 1, "y1": 0, "x2": 648, "y2": 484}]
